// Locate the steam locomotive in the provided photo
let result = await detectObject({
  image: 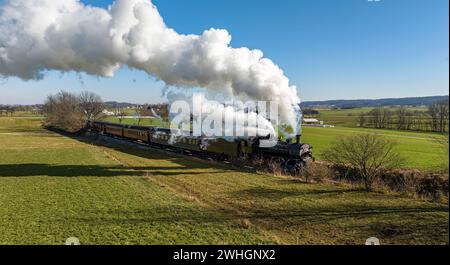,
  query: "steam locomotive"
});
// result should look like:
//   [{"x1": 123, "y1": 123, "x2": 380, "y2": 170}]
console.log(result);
[{"x1": 89, "y1": 121, "x2": 313, "y2": 173}]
